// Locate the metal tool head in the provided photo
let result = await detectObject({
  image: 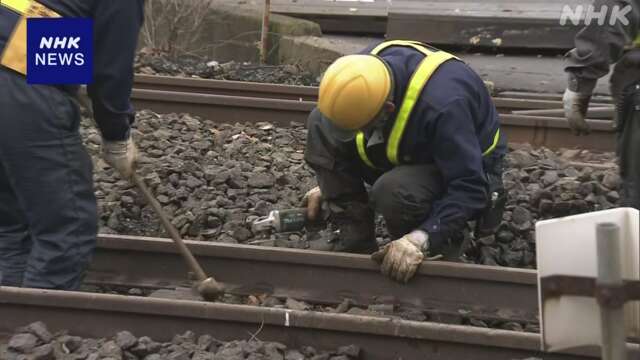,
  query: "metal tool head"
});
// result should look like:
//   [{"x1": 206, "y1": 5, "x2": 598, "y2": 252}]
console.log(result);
[
  {"x1": 251, "y1": 210, "x2": 280, "y2": 233},
  {"x1": 196, "y1": 277, "x2": 224, "y2": 301}
]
